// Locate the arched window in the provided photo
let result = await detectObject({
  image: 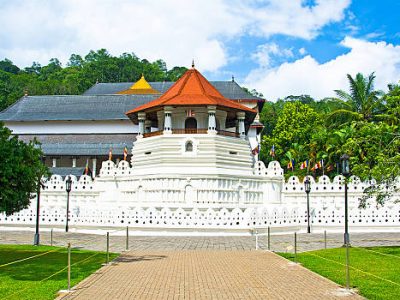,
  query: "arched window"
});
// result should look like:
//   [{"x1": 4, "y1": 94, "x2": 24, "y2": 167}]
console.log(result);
[
  {"x1": 185, "y1": 117, "x2": 197, "y2": 129},
  {"x1": 185, "y1": 141, "x2": 193, "y2": 152}
]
